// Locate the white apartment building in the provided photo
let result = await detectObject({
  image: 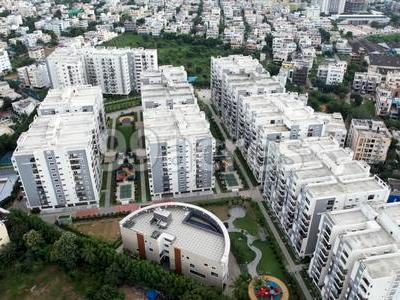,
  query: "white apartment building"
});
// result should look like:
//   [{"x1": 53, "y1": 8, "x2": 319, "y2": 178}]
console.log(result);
[
  {"x1": 315, "y1": 112, "x2": 347, "y2": 147},
  {"x1": 0, "y1": 221, "x2": 9, "y2": 248},
  {"x1": 17, "y1": 62, "x2": 51, "y2": 88},
  {"x1": 320, "y1": 0, "x2": 346, "y2": 14},
  {"x1": 12, "y1": 113, "x2": 102, "y2": 211},
  {"x1": 28, "y1": 47, "x2": 45, "y2": 61},
  {"x1": 263, "y1": 136, "x2": 390, "y2": 258},
  {"x1": 120, "y1": 202, "x2": 230, "y2": 288},
  {"x1": 353, "y1": 71, "x2": 382, "y2": 94},
  {"x1": 0, "y1": 48, "x2": 11, "y2": 74},
  {"x1": 210, "y1": 55, "x2": 264, "y2": 113},
  {"x1": 141, "y1": 65, "x2": 197, "y2": 110},
  {"x1": 83, "y1": 47, "x2": 133, "y2": 95},
  {"x1": 144, "y1": 105, "x2": 215, "y2": 199},
  {"x1": 83, "y1": 47, "x2": 157, "y2": 95},
  {"x1": 211, "y1": 55, "x2": 285, "y2": 139},
  {"x1": 238, "y1": 93, "x2": 324, "y2": 183},
  {"x1": 38, "y1": 85, "x2": 107, "y2": 153},
  {"x1": 317, "y1": 59, "x2": 347, "y2": 86},
  {"x1": 46, "y1": 47, "x2": 87, "y2": 89},
  {"x1": 346, "y1": 119, "x2": 392, "y2": 164},
  {"x1": 309, "y1": 202, "x2": 400, "y2": 299}
]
